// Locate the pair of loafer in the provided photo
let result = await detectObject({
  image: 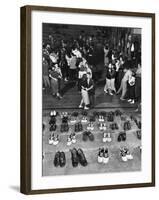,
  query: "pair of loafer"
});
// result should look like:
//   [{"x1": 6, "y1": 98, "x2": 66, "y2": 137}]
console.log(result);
[
  {"x1": 124, "y1": 121, "x2": 131, "y2": 131},
  {"x1": 81, "y1": 117, "x2": 88, "y2": 123},
  {"x1": 54, "y1": 151, "x2": 66, "y2": 167},
  {"x1": 50, "y1": 110, "x2": 57, "y2": 117},
  {"x1": 49, "y1": 134, "x2": 59, "y2": 145},
  {"x1": 120, "y1": 147, "x2": 133, "y2": 162},
  {"x1": 115, "y1": 109, "x2": 122, "y2": 116},
  {"x1": 50, "y1": 123, "x2": 57, "y2": 131},
  {"x1": 110, "y1": 122, "x2": 118, "y2": 130},
  {"x1": 117, "y1": 132, "x2": 126, "y2": 142},
  {"x1": 62, "y1": 116, "x2": 68, "y2": 123},
  {"x1": 87, "y1": 123, "x2": 94, "y2": 131},
  {"x1": 99, "y1": 123, "x2": 107, "y2": 131},
  {"x1": 98, "y1": 148, "x2": 109, "y2": 164},
  {"x1": 107, "y1": 112, "x2": 114, "y2": 122},
  {"x1": 103, "y1": 132, "x2": 112, "y2": 143},
  {"x1": 67, "y1": 133, "x2": 76, "y2": 146},
  {"x1": 98, "y1": 115, "x2": 104, "y2": 122},
  {"x1": 83, "y1": 131, "x2": 94, "y2": 141},
  {"x1": 70, "y1": 148, "x2": 88, "y2": 167},
  {"x1": 75, "y1": 123, "x2": 83, "y2": 132},
  {"x1": 60, "y1": 122, "x2": 69, "y2": 132}
]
